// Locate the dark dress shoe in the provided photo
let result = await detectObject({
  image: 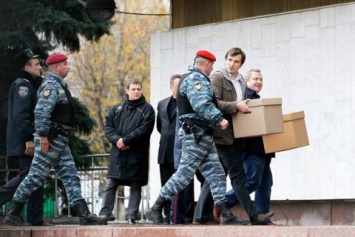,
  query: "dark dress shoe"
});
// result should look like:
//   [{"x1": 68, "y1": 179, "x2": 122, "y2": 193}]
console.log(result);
[
  {"x1": 100, "y1": 214, "x2": 115, "y2": 222},
  {"x1": 127, "y1": 219, "x2": 136, "y2": 225},
  {"x1": 107, "y1": 214, "x2": 116, "y2": 221}
]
